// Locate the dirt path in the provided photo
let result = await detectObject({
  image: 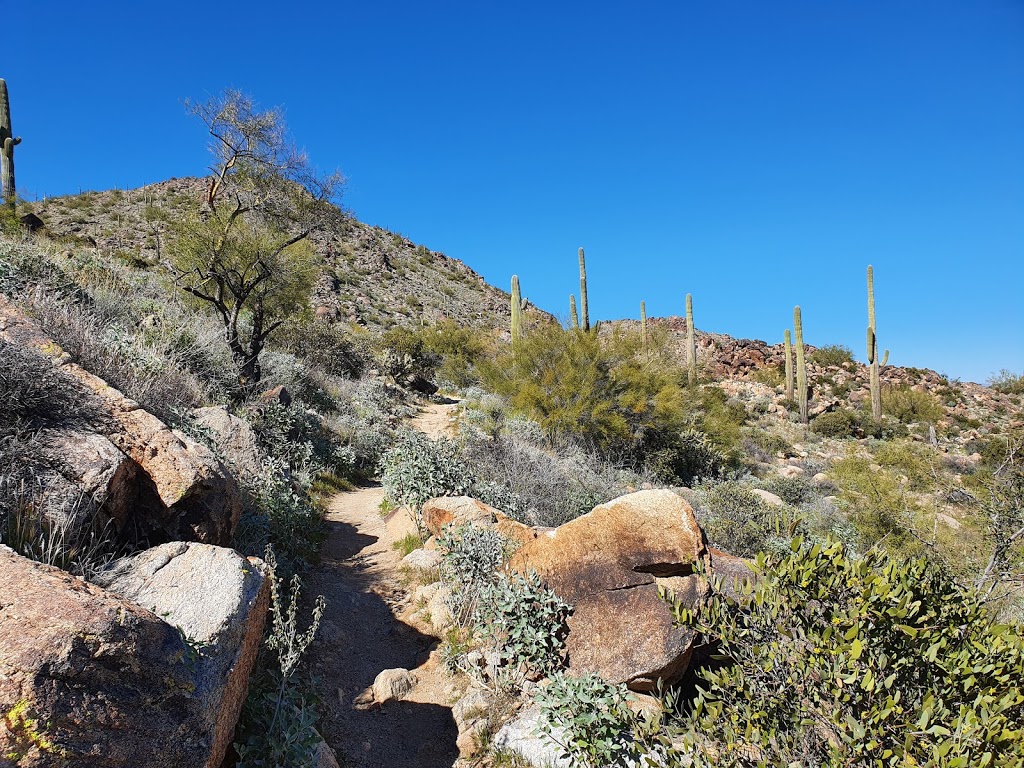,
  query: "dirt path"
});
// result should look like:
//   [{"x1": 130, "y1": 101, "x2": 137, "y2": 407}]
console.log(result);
[{"x1": 307, "y1": 400, "x2": 464, "y2": 768}]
